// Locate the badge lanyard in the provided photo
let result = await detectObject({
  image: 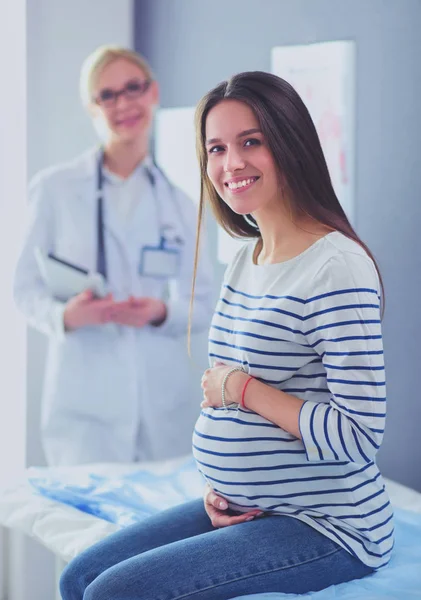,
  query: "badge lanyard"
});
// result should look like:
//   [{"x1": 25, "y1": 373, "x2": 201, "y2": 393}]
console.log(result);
[{"x1": 95, "y1": 152, "x2": 183, "y2": 281}]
